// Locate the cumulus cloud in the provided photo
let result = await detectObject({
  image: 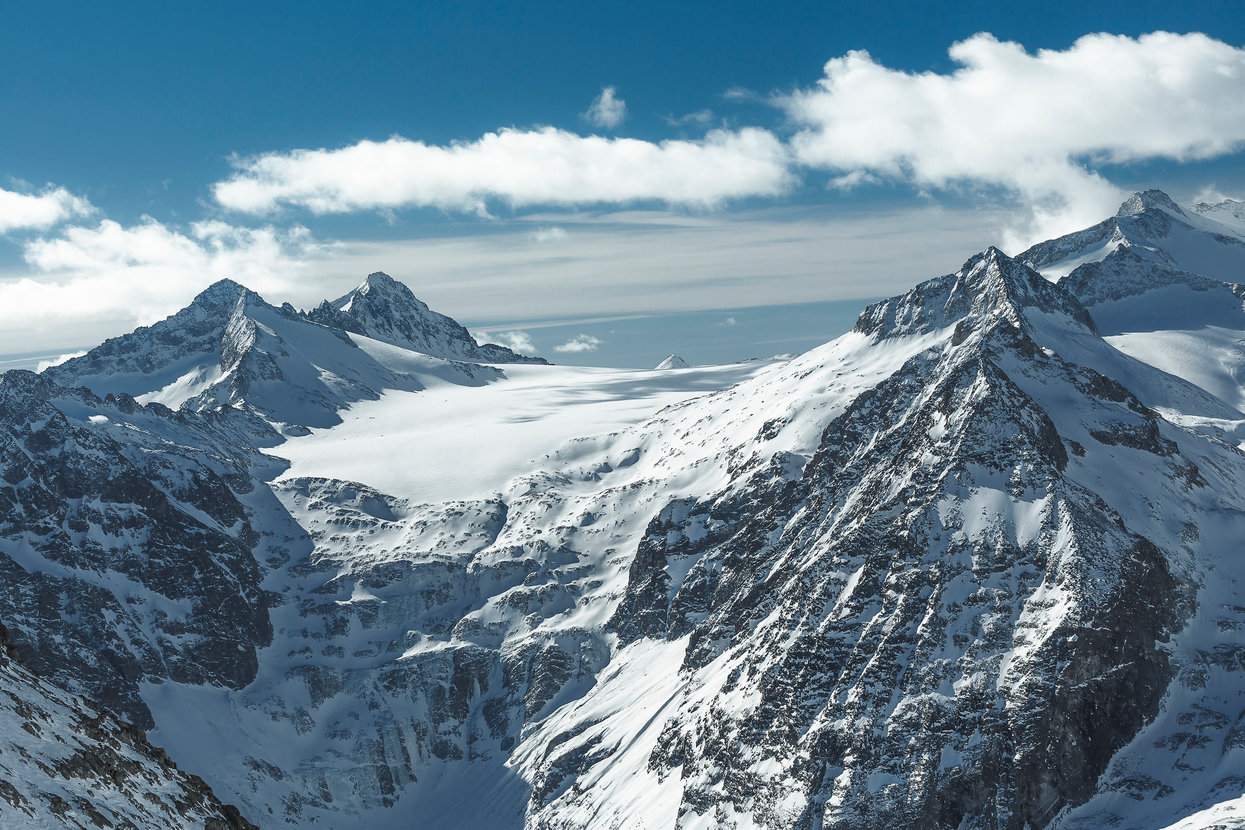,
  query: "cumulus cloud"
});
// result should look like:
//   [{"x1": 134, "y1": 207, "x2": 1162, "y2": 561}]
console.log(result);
[
  {"x1": 553, "y1": 334, "x2": 602, "y2": 353},
  {"x1": 3, "y1": 217, "x2": 326, "y2": 348},
  {"x1": 212, "y1": 127, "x2": 793, "y2": 216},
  {"x1": 584, "y1": 86, "x2": 627, "y2": 129},
  {"x1": 0, "y1": 185, "x2": 94, "y2": 234},
  {"x1": 781, "y1": 31, "x2": 1245, "y2": 246},
  {"x1": 479, "y1": 329, "x2": 537, "y2": 354}
]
